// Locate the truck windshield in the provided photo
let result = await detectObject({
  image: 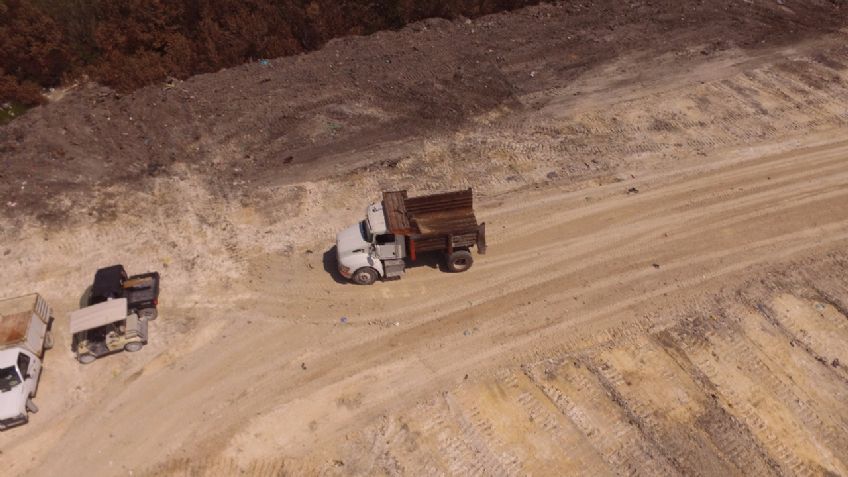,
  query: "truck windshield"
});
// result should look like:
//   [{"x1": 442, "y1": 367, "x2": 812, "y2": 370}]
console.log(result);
[
  {"x1": 0, "y1": 366, "x2": 22, "y2": 392},
  {"x1": 359, "y1": 220, "x2": 372, "y2": 242}
]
